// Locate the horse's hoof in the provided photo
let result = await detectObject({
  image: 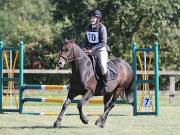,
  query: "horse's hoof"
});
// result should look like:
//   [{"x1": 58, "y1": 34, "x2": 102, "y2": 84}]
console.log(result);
[
  {"x1": 80, "y1": 116, "x2": 89, "y2": 124},
  {"x1": 53, "y1": 121, "x2": 61, "y2": 128},
  {"x1": 95, "y1": 120, "x2": 105, "y2": 128},
  {"x1": 95, "y1": 117, "x2": 106, "y2": 128},
  {"x1": 95, "y1": 119, "x2": 101, "y2": 127},
  {"x1": 99, "y1": 124, "x2": 105, "y2": 128},
  {"x1": 100, "y1": 121, "x2": 105, "y2": 128}
]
